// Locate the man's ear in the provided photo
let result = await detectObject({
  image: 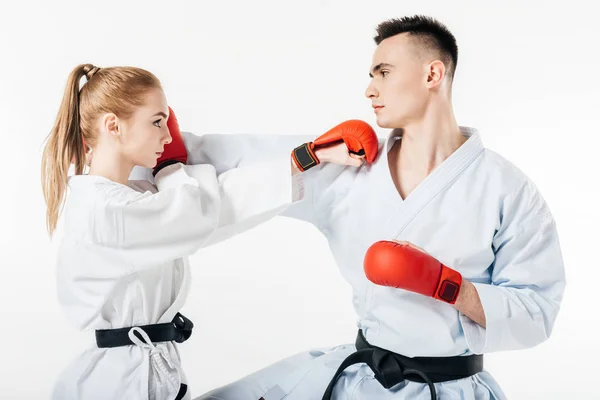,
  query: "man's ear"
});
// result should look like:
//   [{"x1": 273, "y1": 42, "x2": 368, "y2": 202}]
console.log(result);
[{"x1": 425, "y1": 60, "x2": 446, "y2": 89}]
